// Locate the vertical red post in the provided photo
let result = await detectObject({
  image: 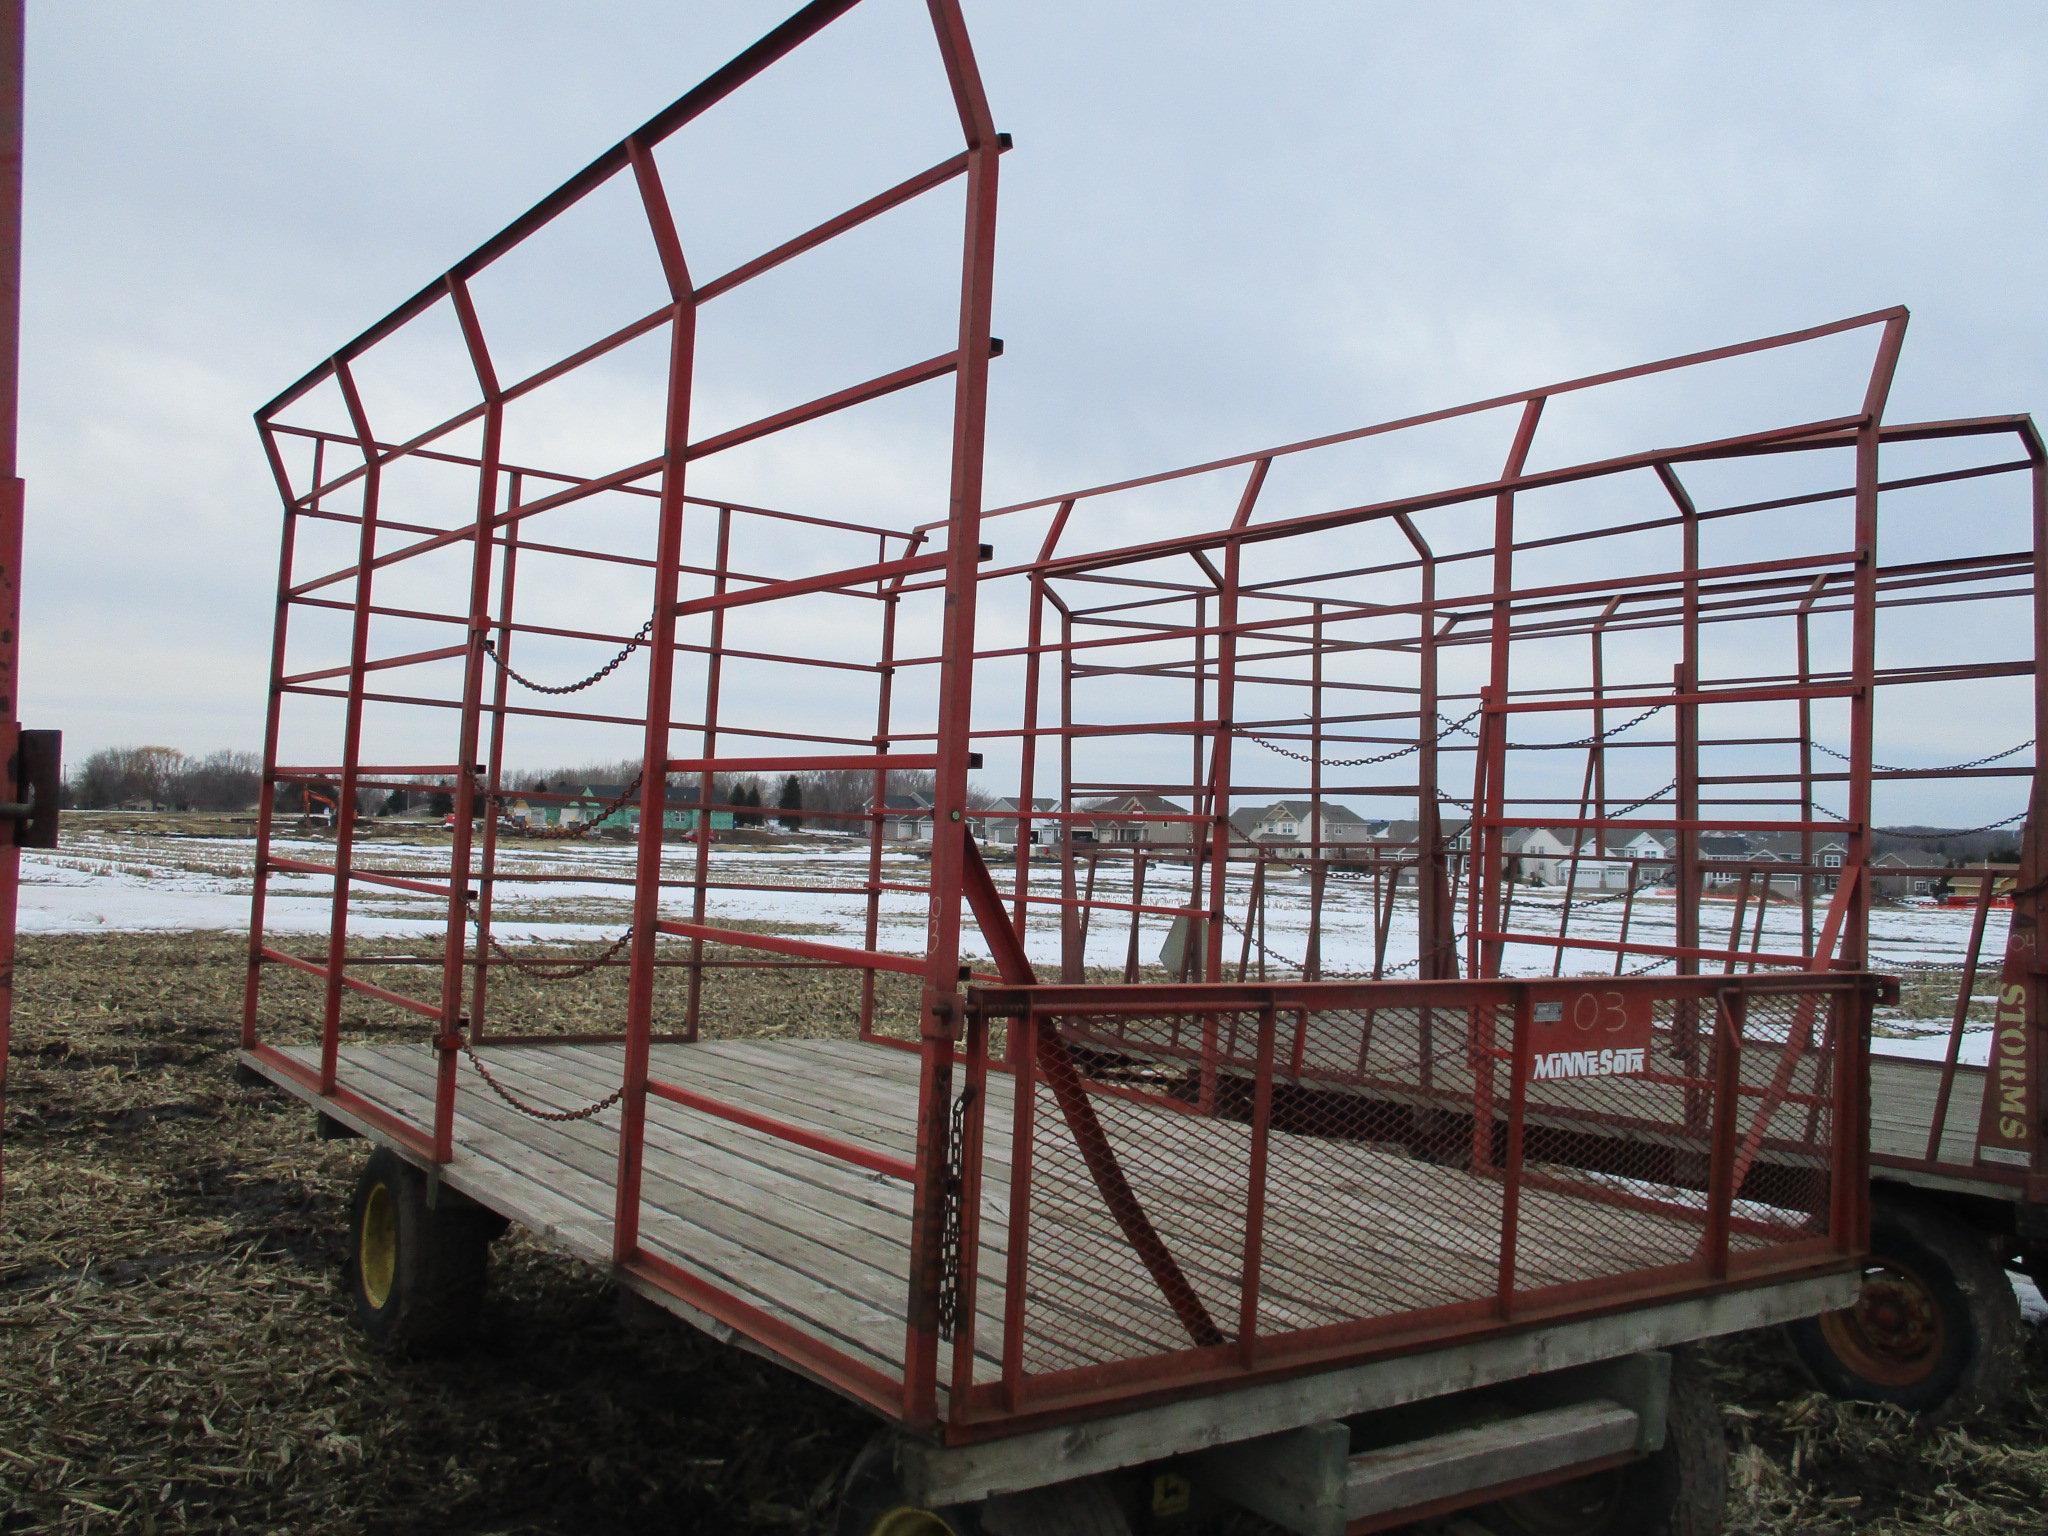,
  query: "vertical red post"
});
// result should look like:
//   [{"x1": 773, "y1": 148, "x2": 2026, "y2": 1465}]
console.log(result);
[
  {"x1": 433, "y1": 275, "x2": 505, "y2": 1163},
  {"x1": 684, "y1": 506, "x2": 732, "y2": 1040},
  {"x1": 1204, "y1": 460, "x2": 1268, "y2": 982},
  {"x1": 1000, "y1": 1007, "x2": 1039, "y2": 1411},
  {"x1": 1475, "y1": 399, "x2": 1543, "y2": 980},
  {"x1": 1236, "y1": 1002, "x2": 1278, "y2": 1366},
  {"x1": 904, "y1": 0, "x2": 1002, "y2": 1427},
  {"x1": 245, "y1": 434, "x2": 315, "y2": 1050},
  {"x1": 1703, "y1": 987, "x2": 1743, "y2": 1277},
  {"x1": 612, "y1": 137, "x2": 697, "y2": 1262},
  {"x1": 319, "y1": 360, "x2": 384, "y2": 1096},
  {"x1": 859, "y1": 531, "x2": 907, "y2": 1041},
  {"x1": 0, "y1": 0, "x2": 22, "y2": 1206},
  {"x1": 469, "y1": 482, "x2": 522, "y2": 1039}
]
